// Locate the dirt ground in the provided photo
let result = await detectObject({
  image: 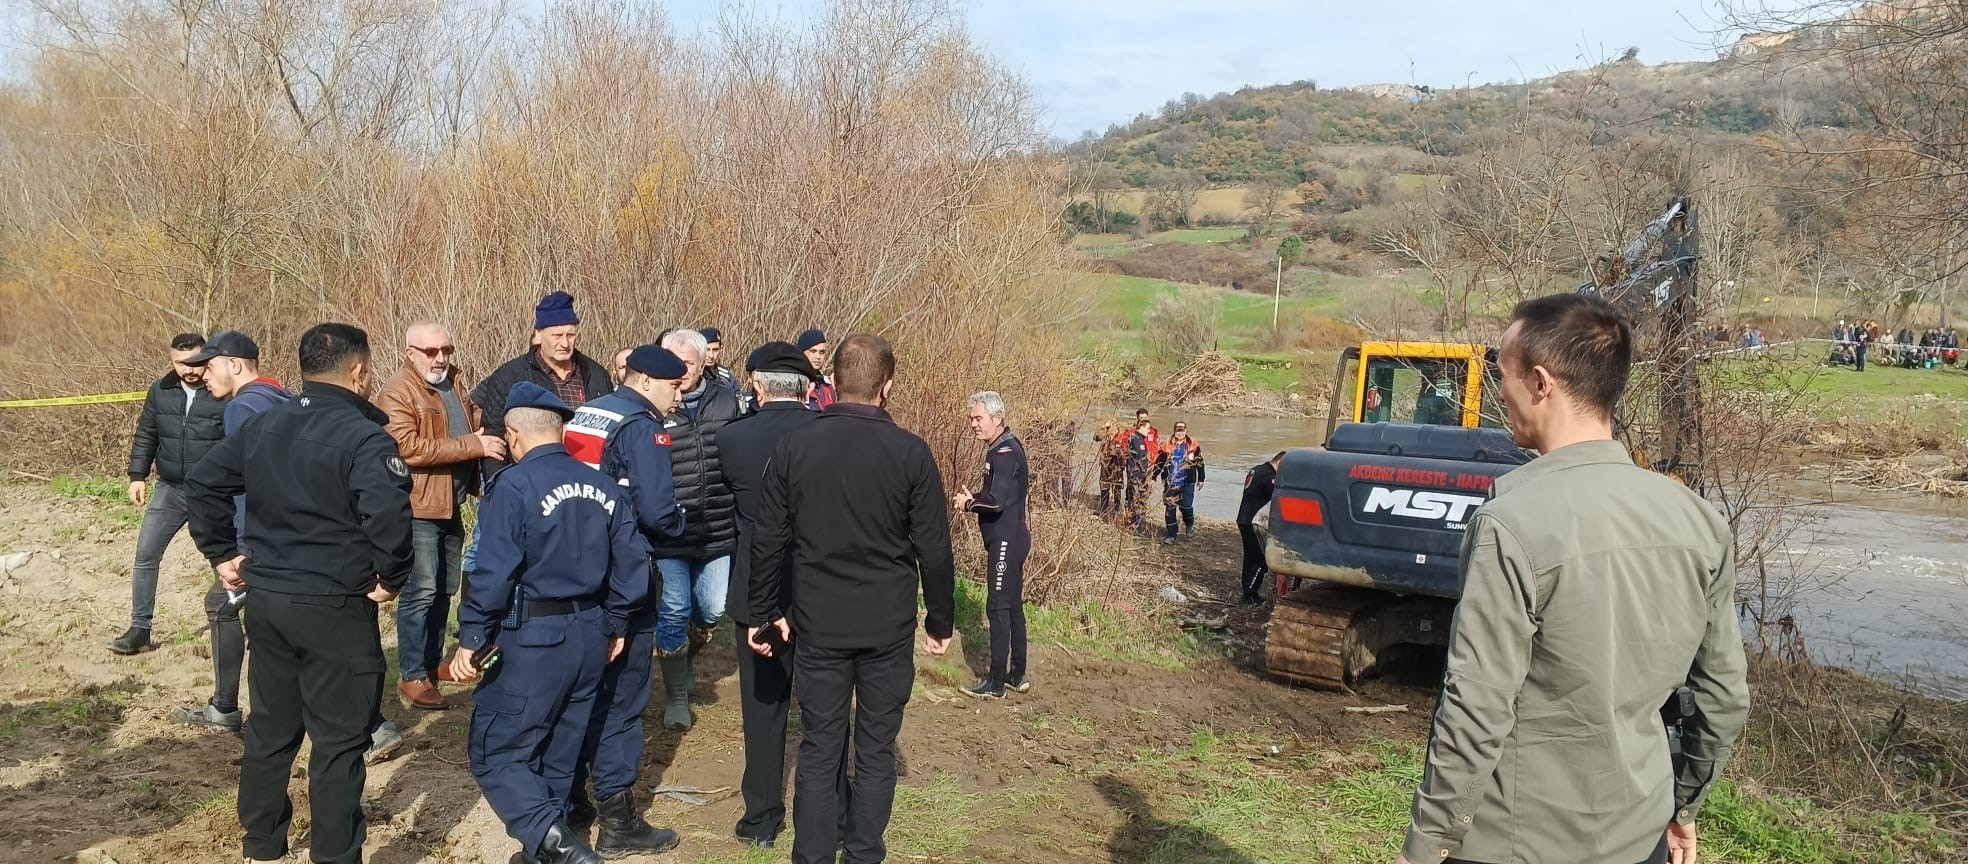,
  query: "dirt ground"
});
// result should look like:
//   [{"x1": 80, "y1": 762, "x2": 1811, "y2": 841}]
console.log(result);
[{"x1": 0, "y1": 483, "x2": 1433, "y2": 864}]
